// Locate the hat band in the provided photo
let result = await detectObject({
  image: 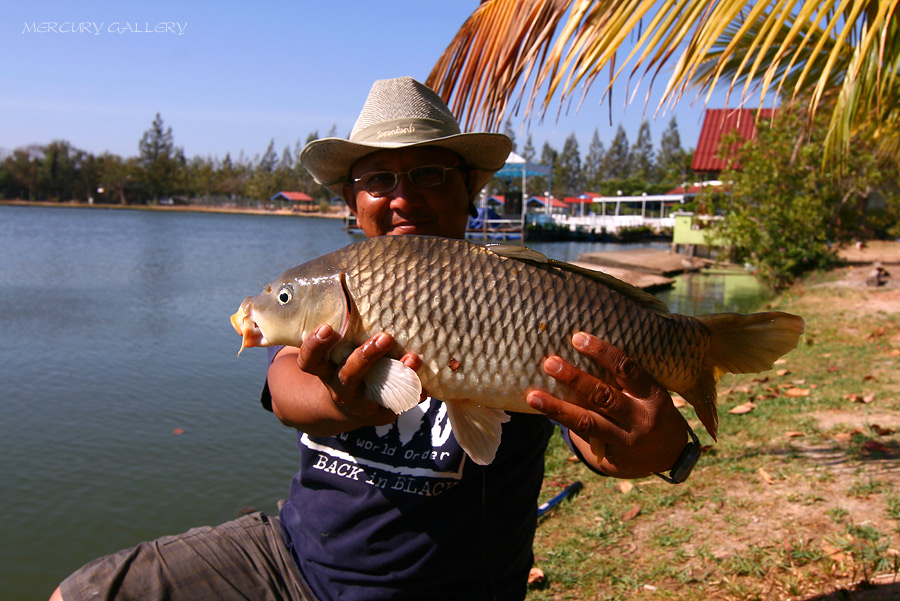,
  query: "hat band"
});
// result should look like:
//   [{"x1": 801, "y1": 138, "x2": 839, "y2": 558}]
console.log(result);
[{"x1": 350, "y1": 118, "x2": 460, "y2": 146}]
